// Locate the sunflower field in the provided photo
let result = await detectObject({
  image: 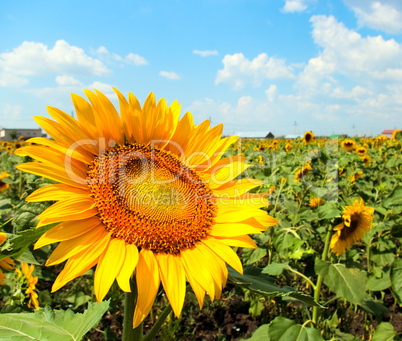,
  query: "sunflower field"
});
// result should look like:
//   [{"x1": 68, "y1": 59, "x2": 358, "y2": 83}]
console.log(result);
[{"x1": 0, "y1": 101, "x2": 402, "y2": 341}]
